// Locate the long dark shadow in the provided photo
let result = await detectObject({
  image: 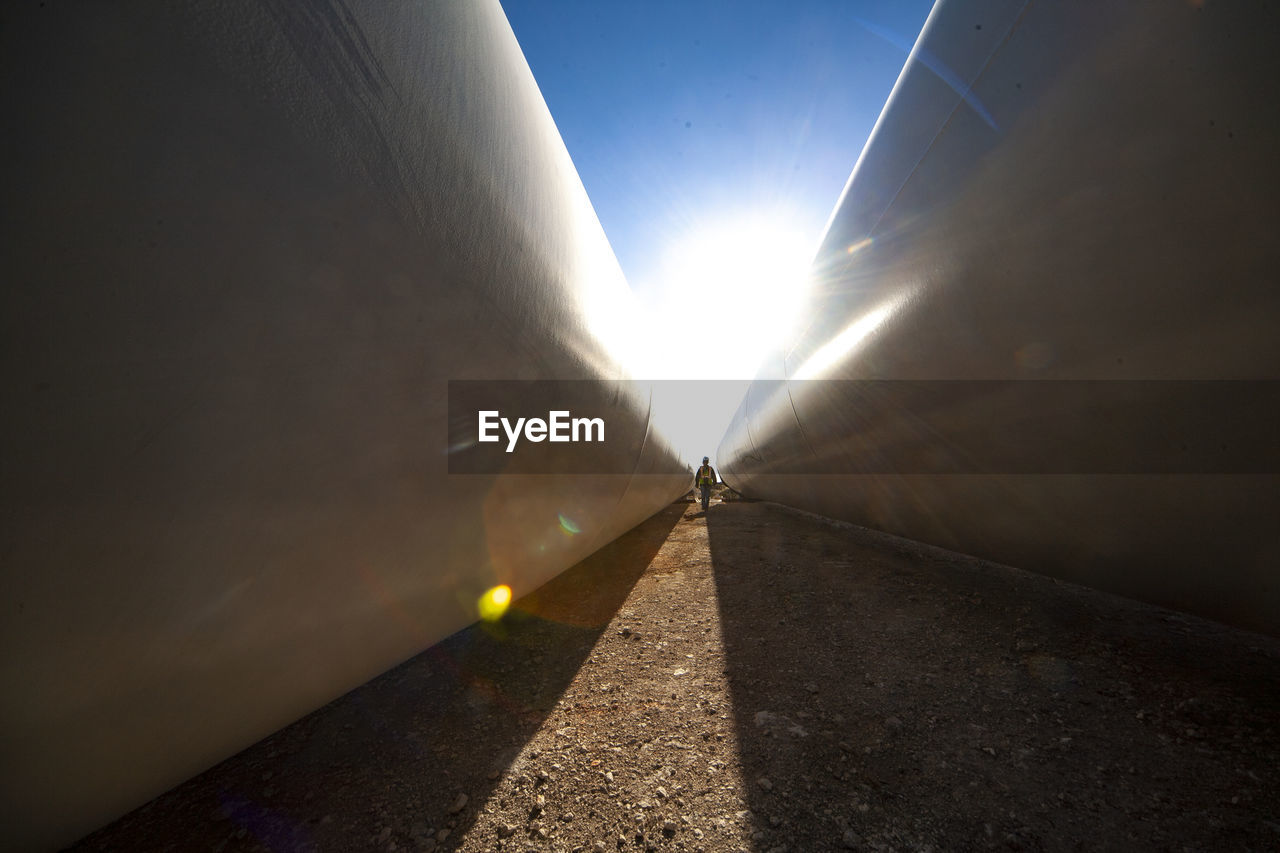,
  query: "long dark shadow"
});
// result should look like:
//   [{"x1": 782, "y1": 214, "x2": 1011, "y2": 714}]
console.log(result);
[
  {"x1": 706, "y1": 500, "x2": 1280, "y2": 851},
  {"x1": 72, "y1": 502, "x2": 686, "y2": 852}
]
